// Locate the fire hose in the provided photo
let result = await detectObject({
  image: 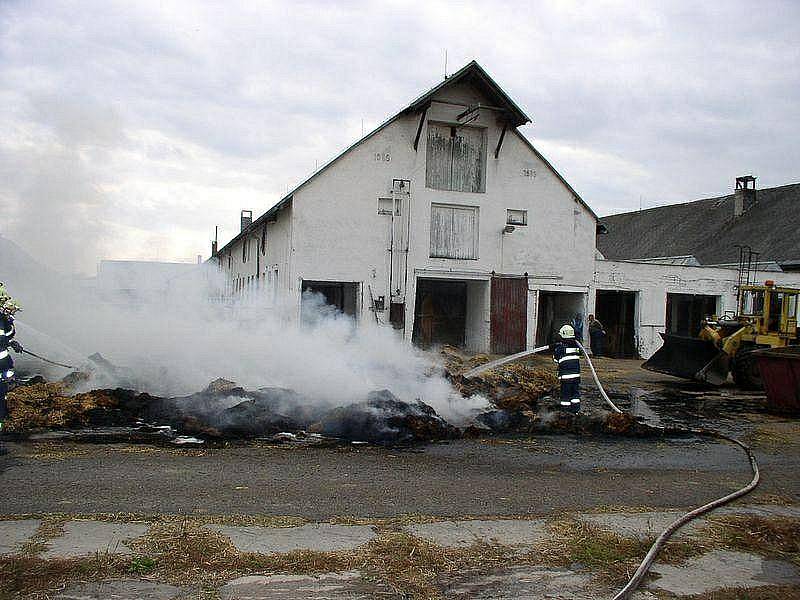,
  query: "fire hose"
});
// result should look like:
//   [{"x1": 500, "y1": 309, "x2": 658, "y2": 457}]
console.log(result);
[
  {"x1": 578, "y1": 346, "x2": 761, "y2": 599},
  {"x1": 464, "y1": 341, "x2": 760, "y2": 598},
  {"x1": 19, "y1": 348, "x2": 76, "y2": 370}
]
